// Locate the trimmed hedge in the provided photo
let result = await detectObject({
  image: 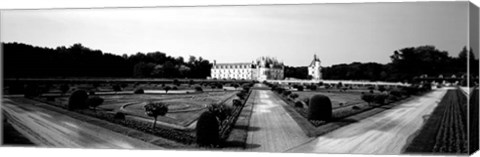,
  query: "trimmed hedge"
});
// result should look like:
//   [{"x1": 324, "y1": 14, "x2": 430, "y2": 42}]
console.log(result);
[
  {"x1": 307, "y1": 94, "x2": 332, "y2": 121},
  {"x1": 196, "y1": 111, "x2": 220, "y2": 147},
  {"x1": 134, "y1": 88, "x2": 144, "y2": 94},
  {"x1": 68, "y1": 90, "x2": 89, "y2": 110}
]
